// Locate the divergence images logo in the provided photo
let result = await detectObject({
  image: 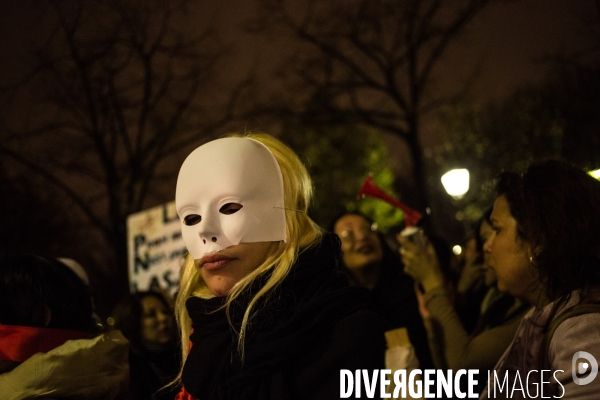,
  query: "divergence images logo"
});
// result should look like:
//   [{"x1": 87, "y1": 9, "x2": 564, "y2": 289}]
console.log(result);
[{"x1": 572, "y1": 351, "x2": 598, "y2": 385}]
